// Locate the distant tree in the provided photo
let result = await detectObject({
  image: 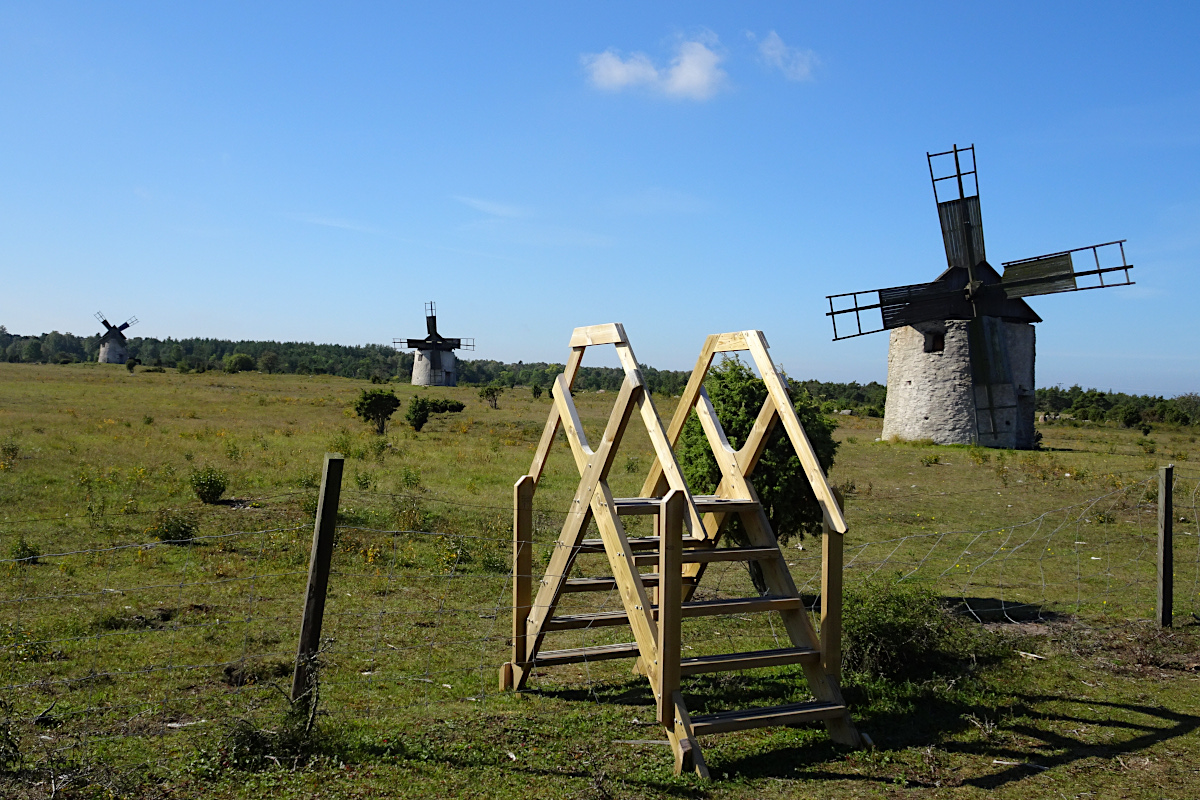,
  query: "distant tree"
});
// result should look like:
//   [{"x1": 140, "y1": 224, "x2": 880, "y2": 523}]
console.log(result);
[
  {"x1": 677, "y1": 358, "x2": 838, "y2": 594},
  {"x1": 126, "y1": 358, "x2": 139, "y2": 374},
  {"x1": 224, "y1": 353, "x2": 256, "y2": 373},
  {"x1": 355, "y1": 389, "x2": 402, "y2": 435},
  {"x1": 531, "y1": 384, "x2": 543, "y2": 400},
  {"x1": 258, "y1": 350, "x2": 280, "y2": 374},
  {"x1": 22, "y1": 340, "x2": 42, "y2": 363},
  {"x1": 479, "y1": 385, "x2": 503, "y2": 409}
]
